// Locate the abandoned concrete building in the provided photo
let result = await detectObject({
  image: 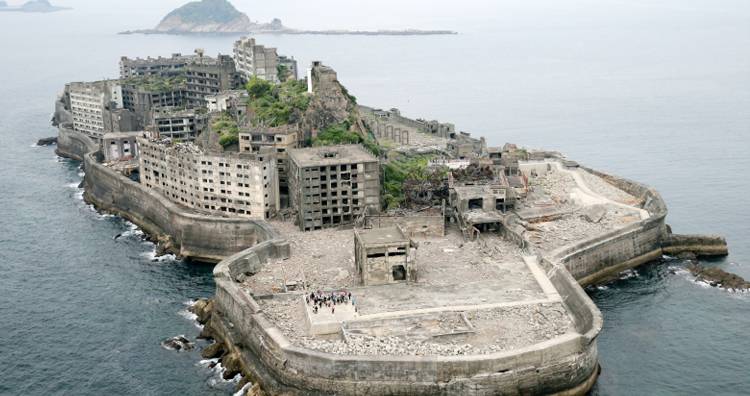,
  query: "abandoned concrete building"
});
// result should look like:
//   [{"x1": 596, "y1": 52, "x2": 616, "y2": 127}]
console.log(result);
[
  {"x1": 449, "y1": 164, "x2": 516, "y2": 235},
  {"x1": 288, "y1": 145, "x2": 380, "y2": 231},
  {"x1": 102, "y1": 131, "x2": 143, "y2": 162},
  {"x1": 239, "y1": 125, "x2": 298, "y2": 198},
  {"x1": 67, "y1": 81, "x2": 138, "y2": 141},
  {"x1": 148, "y1": 108, "x2": 208, "y2": 141},
  {"x1": 233, "y1": 37, "x2": 280, "y2": 83},
  {"x1": 278, "y1": 55, "x2": 299, "y2": 81},
  {"x1": 138, "y1": 137, "x2": 279, "y2": 220},
  {"x1": 119, "y1": 53, "x2": 199, "y2": 79},
  {"x1": 354, "y1": 226, "x2": 416, "y2": 286},
  {"x1": 206, "y1": 90, "x2": 247, "y2": 114}
]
